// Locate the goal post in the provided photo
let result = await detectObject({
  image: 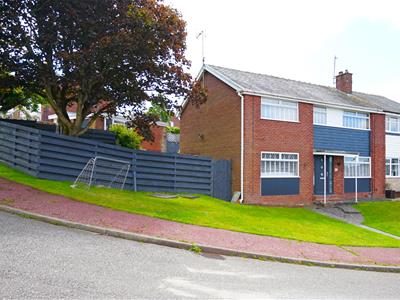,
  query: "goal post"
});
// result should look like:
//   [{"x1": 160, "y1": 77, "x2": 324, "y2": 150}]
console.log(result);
[{"x1": 71, "y1": 156, "x2": 131, "y2": 190}]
